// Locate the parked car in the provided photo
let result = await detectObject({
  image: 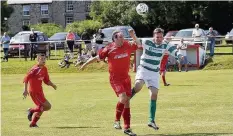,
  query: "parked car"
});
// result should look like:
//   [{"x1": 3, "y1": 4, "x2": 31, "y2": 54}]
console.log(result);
[
  {"x1": 225, "y1": 28, "x2": 233, "y2": 44},
  {"x1": 169, "y1": 28, "x2": 207, "y2": 46},
  {"x1": 49, "y1": 32, "x2": 81, "y2": 50},
  {"x1": 101, "y1": 26, "x2": 134, "y2": 43},
  {"x1": 9, "y1": 31, "x2": 49, "y2": 57},
  {"x1": 164, "y1": 30, "x2": 178, "y2": 42}
]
